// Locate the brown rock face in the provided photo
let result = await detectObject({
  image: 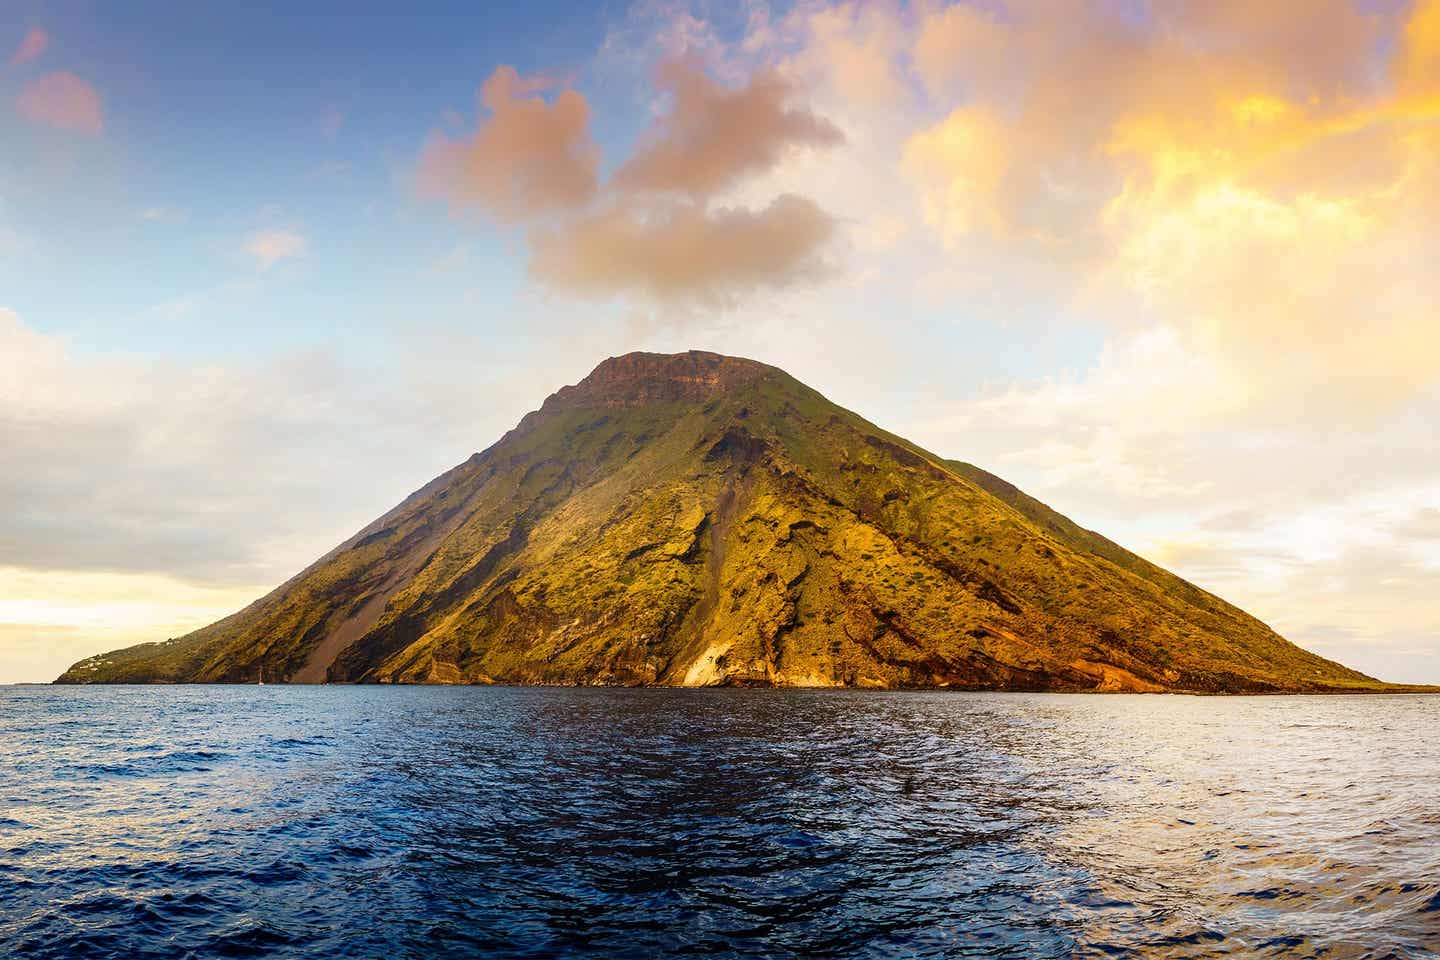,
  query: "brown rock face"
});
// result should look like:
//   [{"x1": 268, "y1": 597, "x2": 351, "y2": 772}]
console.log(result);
[{"x1": 542, "y1": 351, "x2": 773, "y2": 410}]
